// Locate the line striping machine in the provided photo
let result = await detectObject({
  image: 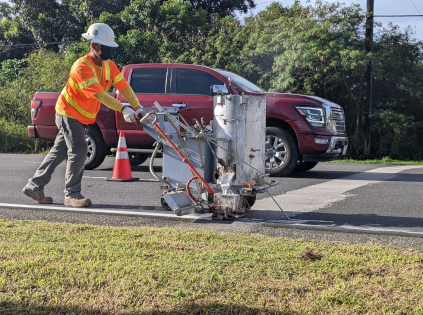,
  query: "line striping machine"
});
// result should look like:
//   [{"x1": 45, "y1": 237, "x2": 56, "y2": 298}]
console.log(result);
[{"x1": 137, "y1": 85, "x2": 284, "y2": 220}]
